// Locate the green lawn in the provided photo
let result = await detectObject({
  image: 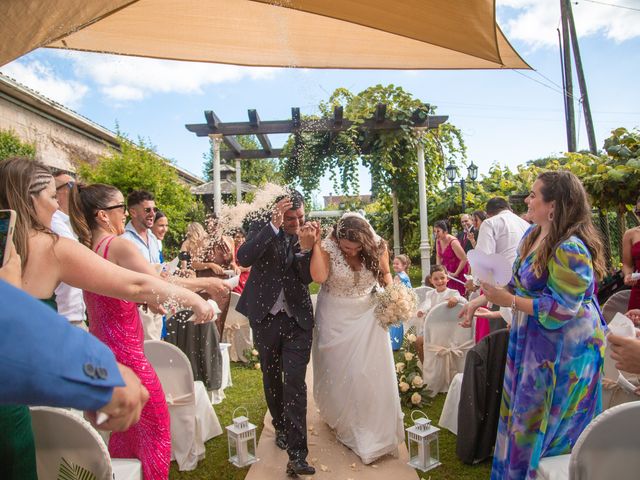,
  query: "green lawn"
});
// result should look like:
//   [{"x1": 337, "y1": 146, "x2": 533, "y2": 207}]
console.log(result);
[{"x1": 170, "y1": 363, "x2": 490, "y2": 479}]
